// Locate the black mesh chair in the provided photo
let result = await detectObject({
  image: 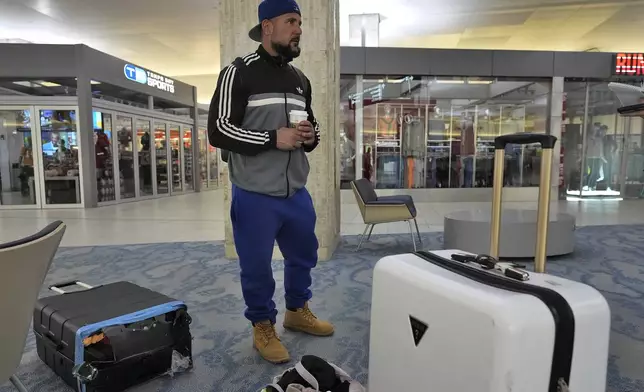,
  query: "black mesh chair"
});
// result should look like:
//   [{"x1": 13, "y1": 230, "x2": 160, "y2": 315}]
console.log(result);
[{"x1": 350, "y1": 179, "x2": 422, "y2": 251}]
